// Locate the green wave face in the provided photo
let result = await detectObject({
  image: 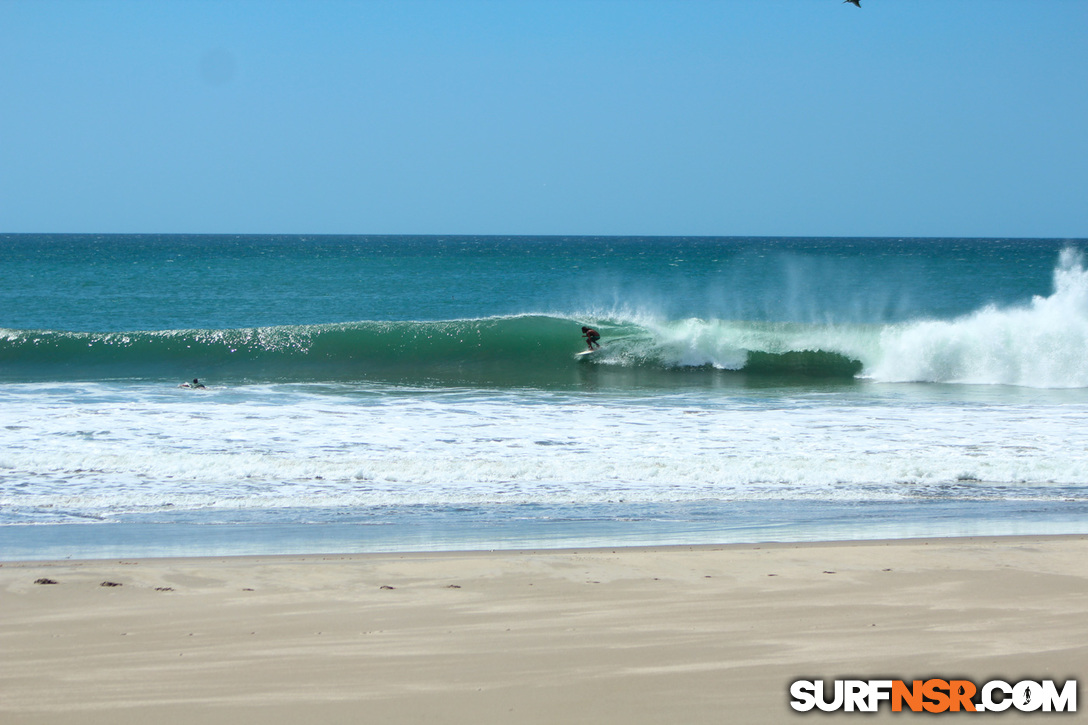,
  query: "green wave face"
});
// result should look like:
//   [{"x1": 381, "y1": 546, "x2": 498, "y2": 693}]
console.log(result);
[{"x1": 0, "y1": 315, "x2": 871, "y2": 387}]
